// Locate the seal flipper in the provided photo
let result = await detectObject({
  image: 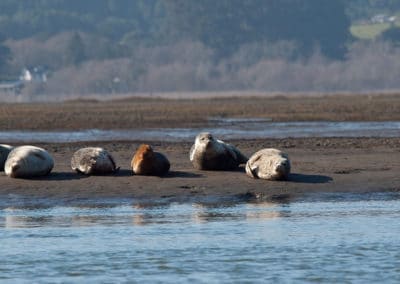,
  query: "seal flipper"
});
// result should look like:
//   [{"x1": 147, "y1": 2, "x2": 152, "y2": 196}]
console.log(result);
[
  {"x1": 107, "y1": 154, "x2": 118, "y2": 172},
  {"x1": 245, "y1": 161, "x2": 258, "y2": 178},
  {"x1": 75, "y1": 168, "x2": 85, "y2": 175}
]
